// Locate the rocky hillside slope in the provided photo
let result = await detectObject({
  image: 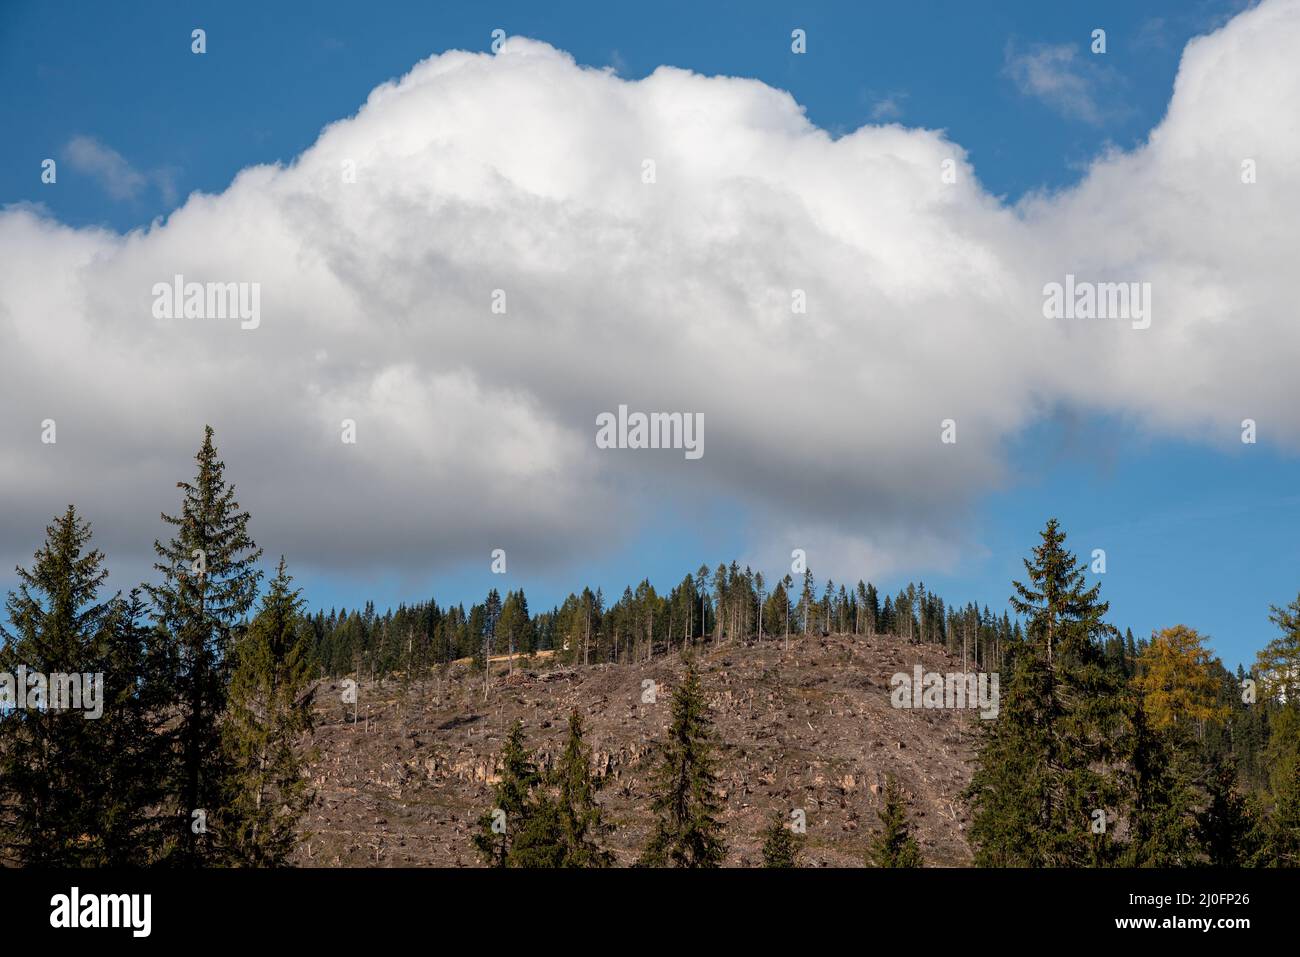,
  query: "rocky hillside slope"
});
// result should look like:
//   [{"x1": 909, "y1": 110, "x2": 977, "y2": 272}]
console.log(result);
[{"x1": 292, "y1": 631, "x2": 982, "y2": 867}]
